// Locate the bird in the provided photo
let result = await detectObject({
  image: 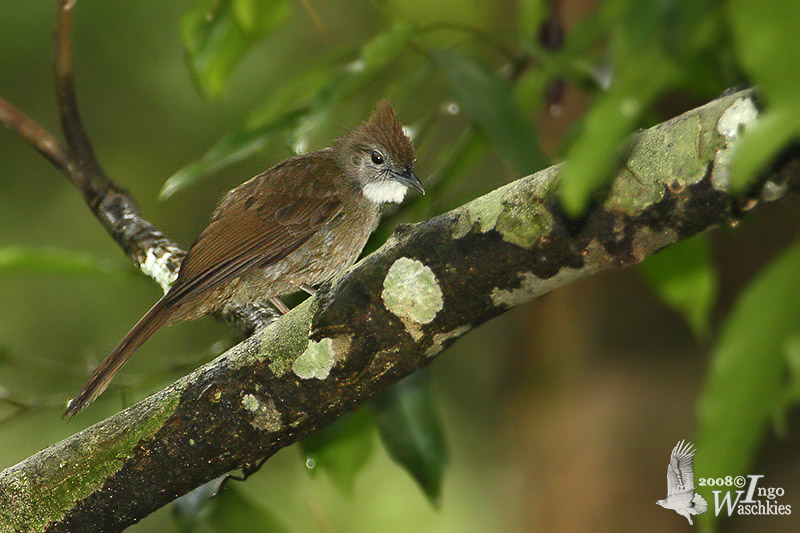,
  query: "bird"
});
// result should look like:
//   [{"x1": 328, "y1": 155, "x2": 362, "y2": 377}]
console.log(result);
[
  {"x1": 656, "y1": 440, "x2": 708, "y2": 525},
  {"x1": 64, "y1": 101, "x2": 423, "y2": 418}
]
